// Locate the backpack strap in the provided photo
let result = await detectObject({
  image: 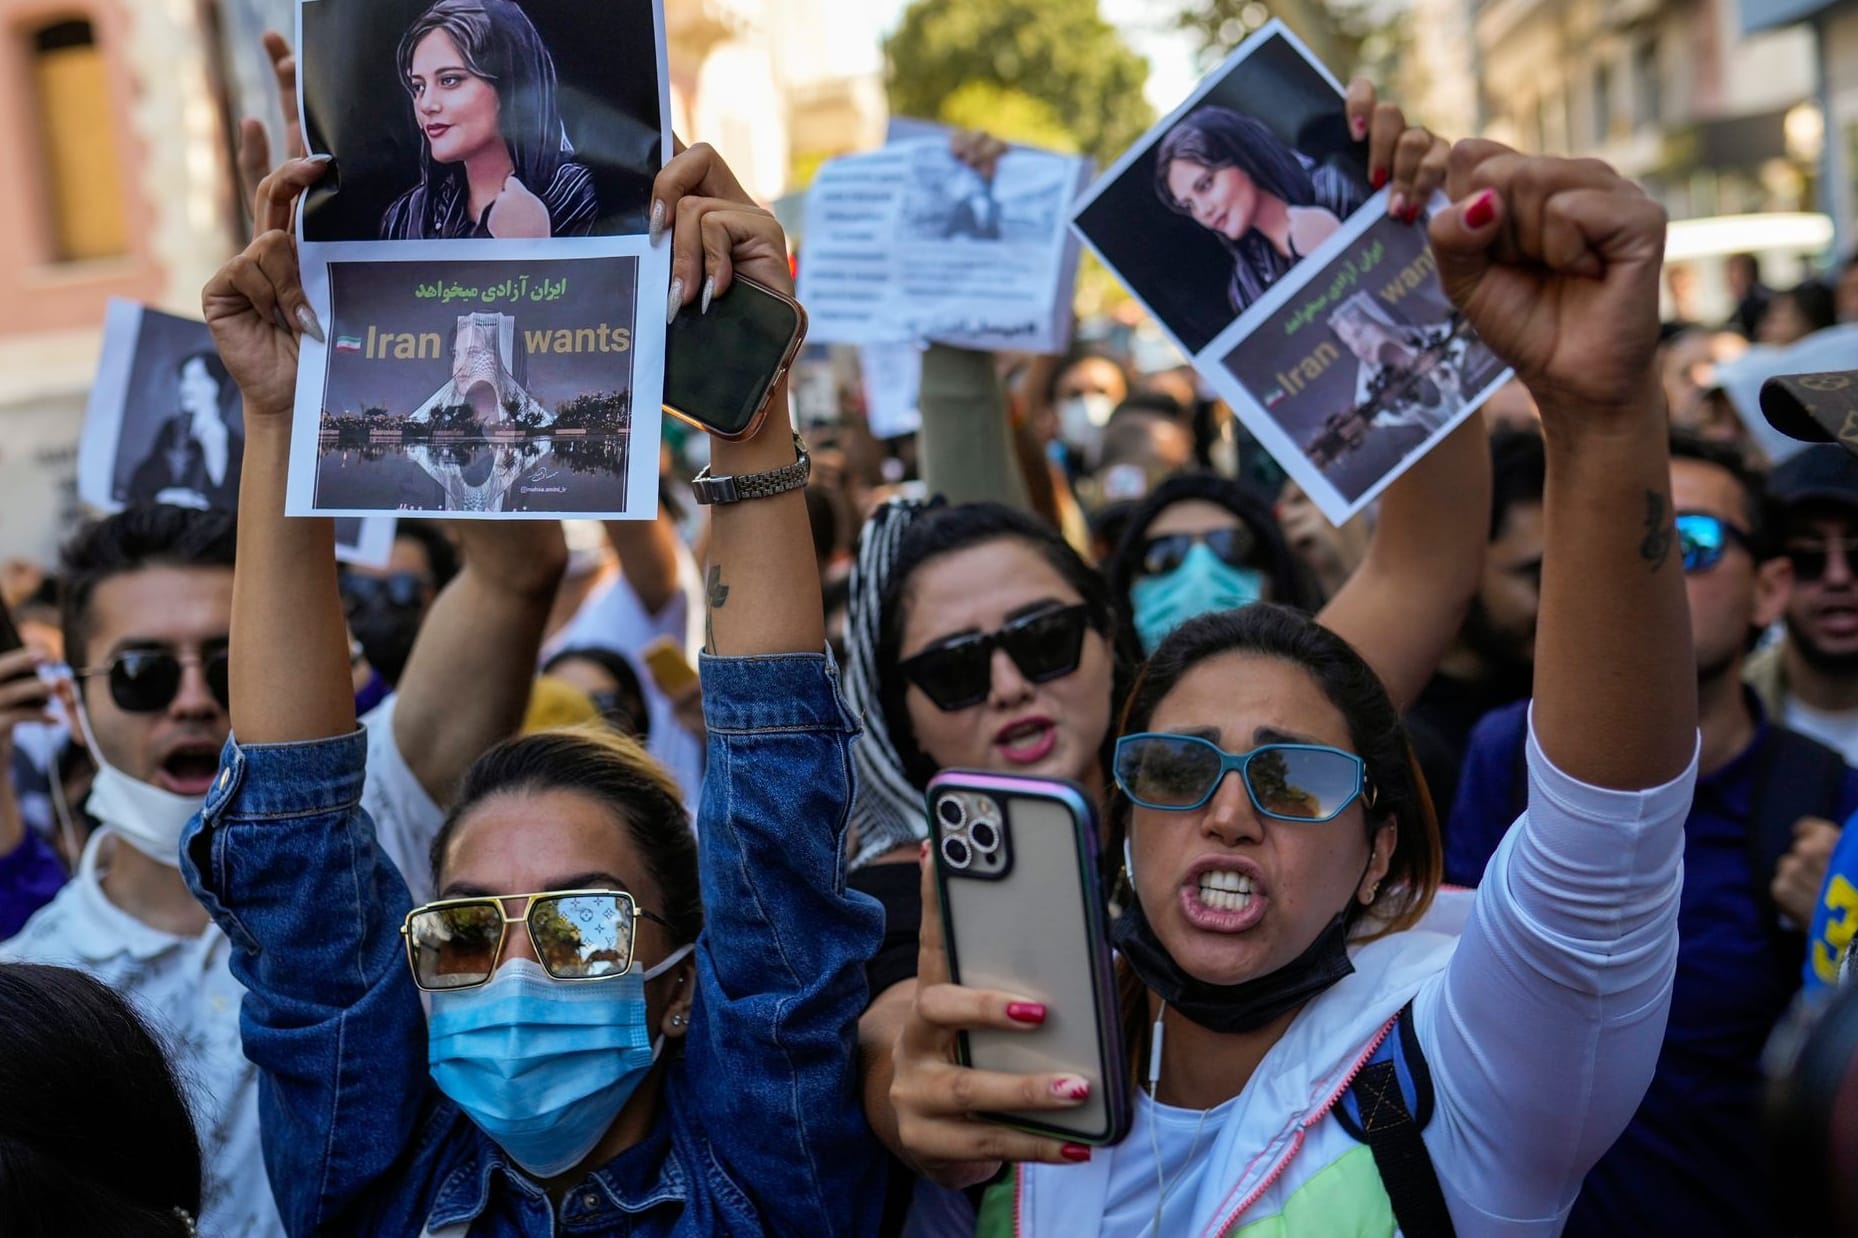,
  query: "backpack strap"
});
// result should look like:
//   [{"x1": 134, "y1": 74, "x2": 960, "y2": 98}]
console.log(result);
[
  {"x1": 1334, "y1": 1002, "x2": 1456, "y2": 1238},
  {"x1": 1745, "y1": 726, "x2": 1848, "y2": 934}
]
